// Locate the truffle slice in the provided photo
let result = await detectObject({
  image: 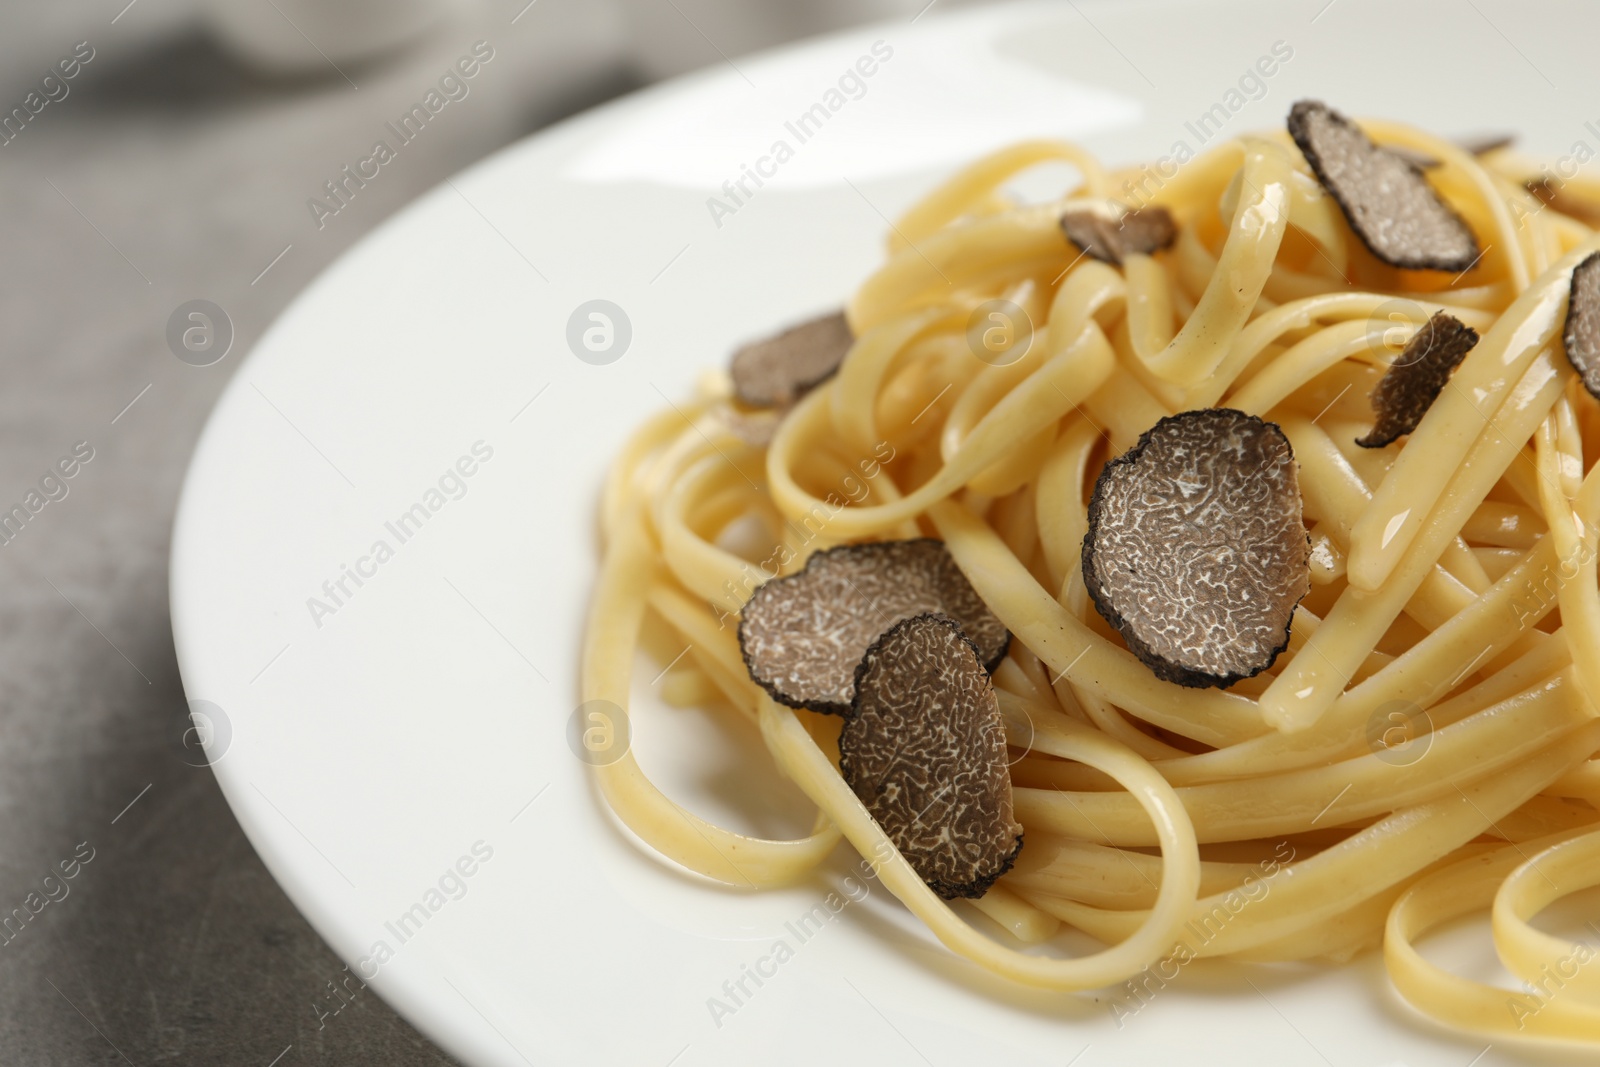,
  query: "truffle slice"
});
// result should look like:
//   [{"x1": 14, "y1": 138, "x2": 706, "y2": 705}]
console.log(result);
[
  {"x1": 738, "y1": 539, "x2": 1009, "y2": 716},
  {"x1": 729, "y1": 311, "x2": 853, "y2": 408},
  {"x1": 1356, "y1": 311, "x2": 1479, "y2": 448},
  {"x1": 1455, "y1": 132, "x2": 1516, "y2": 158},
  {"x1": 840, "y1": 613, "x2": 1023, "y2": 899},
  {"x1": 1287, "y1": 100, "x2": 1480, "y2": 272},
  {"x1": 1082, "y1": 409, "x2": 1311, "y2": 689},
  {"x1": 1385, "y1": 133, "x2": 1515, "y2": 170},
  {"x1": 1563, "y1": 251, "x2": 1600, "y2": 400},
  {"x1": 1059, "y1": 204, "x2": 1177, "y2": 266}
]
